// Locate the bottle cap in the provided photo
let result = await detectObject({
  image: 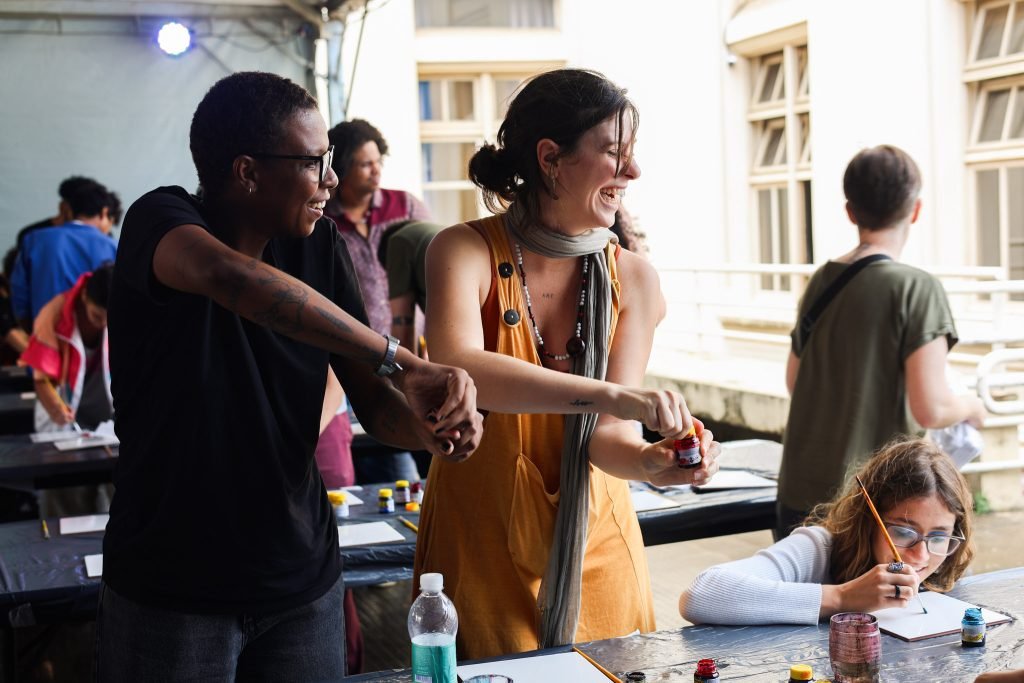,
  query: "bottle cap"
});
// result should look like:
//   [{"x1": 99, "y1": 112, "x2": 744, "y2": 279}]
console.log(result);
[
  {"x1": 396, "y1": 479, "x2": 410, "y2": 488},
  {"x1": 327, "y1": 491, "x2": 347, "y2": 505},
  {"x1": 420, "y1": 572, "x2": 443, "y2": 592},
  {"x1": 789, "y1": 664, "x2": 813, "y2": 680},
  {"x1": 379, "y1": 488, "x2": 393, "y2": 498},
  {"x1": 411, "y1": 482, "x2": 423, "y2": 492},
  {"x1": 695, "y1": 659, "x2": 717, "y2": 675},
  {"x1": 405, "y1": 502, "x2": 421, "y2": 512},
  {"x1": 624, "y1": 672, "x2": 646, "y2": 682}
]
